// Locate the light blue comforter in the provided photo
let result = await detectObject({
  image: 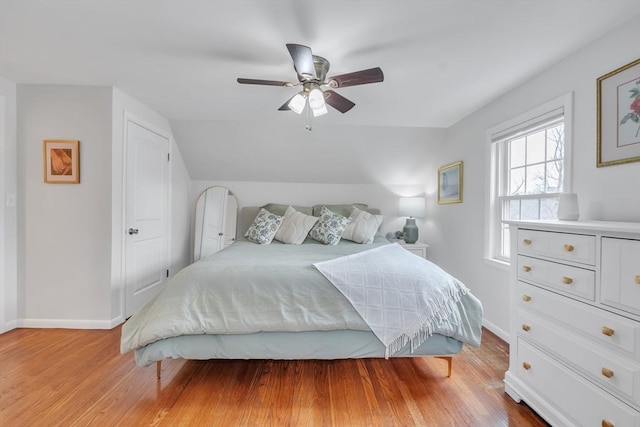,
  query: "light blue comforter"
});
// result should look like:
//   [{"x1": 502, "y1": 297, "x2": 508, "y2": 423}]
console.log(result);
[{"x1": 121, "y1": 238, "x2": 483, "y2": 354}]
